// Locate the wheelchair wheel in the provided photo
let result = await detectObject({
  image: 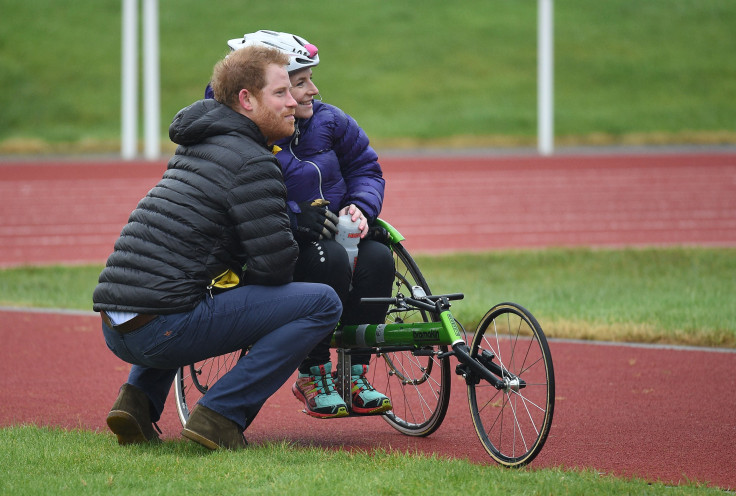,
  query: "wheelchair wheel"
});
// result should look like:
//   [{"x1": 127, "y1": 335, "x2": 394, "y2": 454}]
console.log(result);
[
  {"x1": 367, "y1": 242, "x2": 452, "y2": 437},
  {"x1": 467, "y1": 302, "x2": 555, "y2": 467},
  {"x1": 174, "y1": 350, "x2": 245, "y2": 426}
]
